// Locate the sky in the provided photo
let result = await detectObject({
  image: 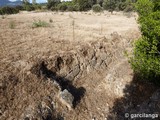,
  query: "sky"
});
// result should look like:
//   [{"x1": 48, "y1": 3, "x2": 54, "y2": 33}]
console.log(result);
[
  {"x1": 9, "y1": 0, "x2": 71, "y2": 3},
  {"x1": 9, "y1": 0, "x2": 47, "y2": 3}
]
